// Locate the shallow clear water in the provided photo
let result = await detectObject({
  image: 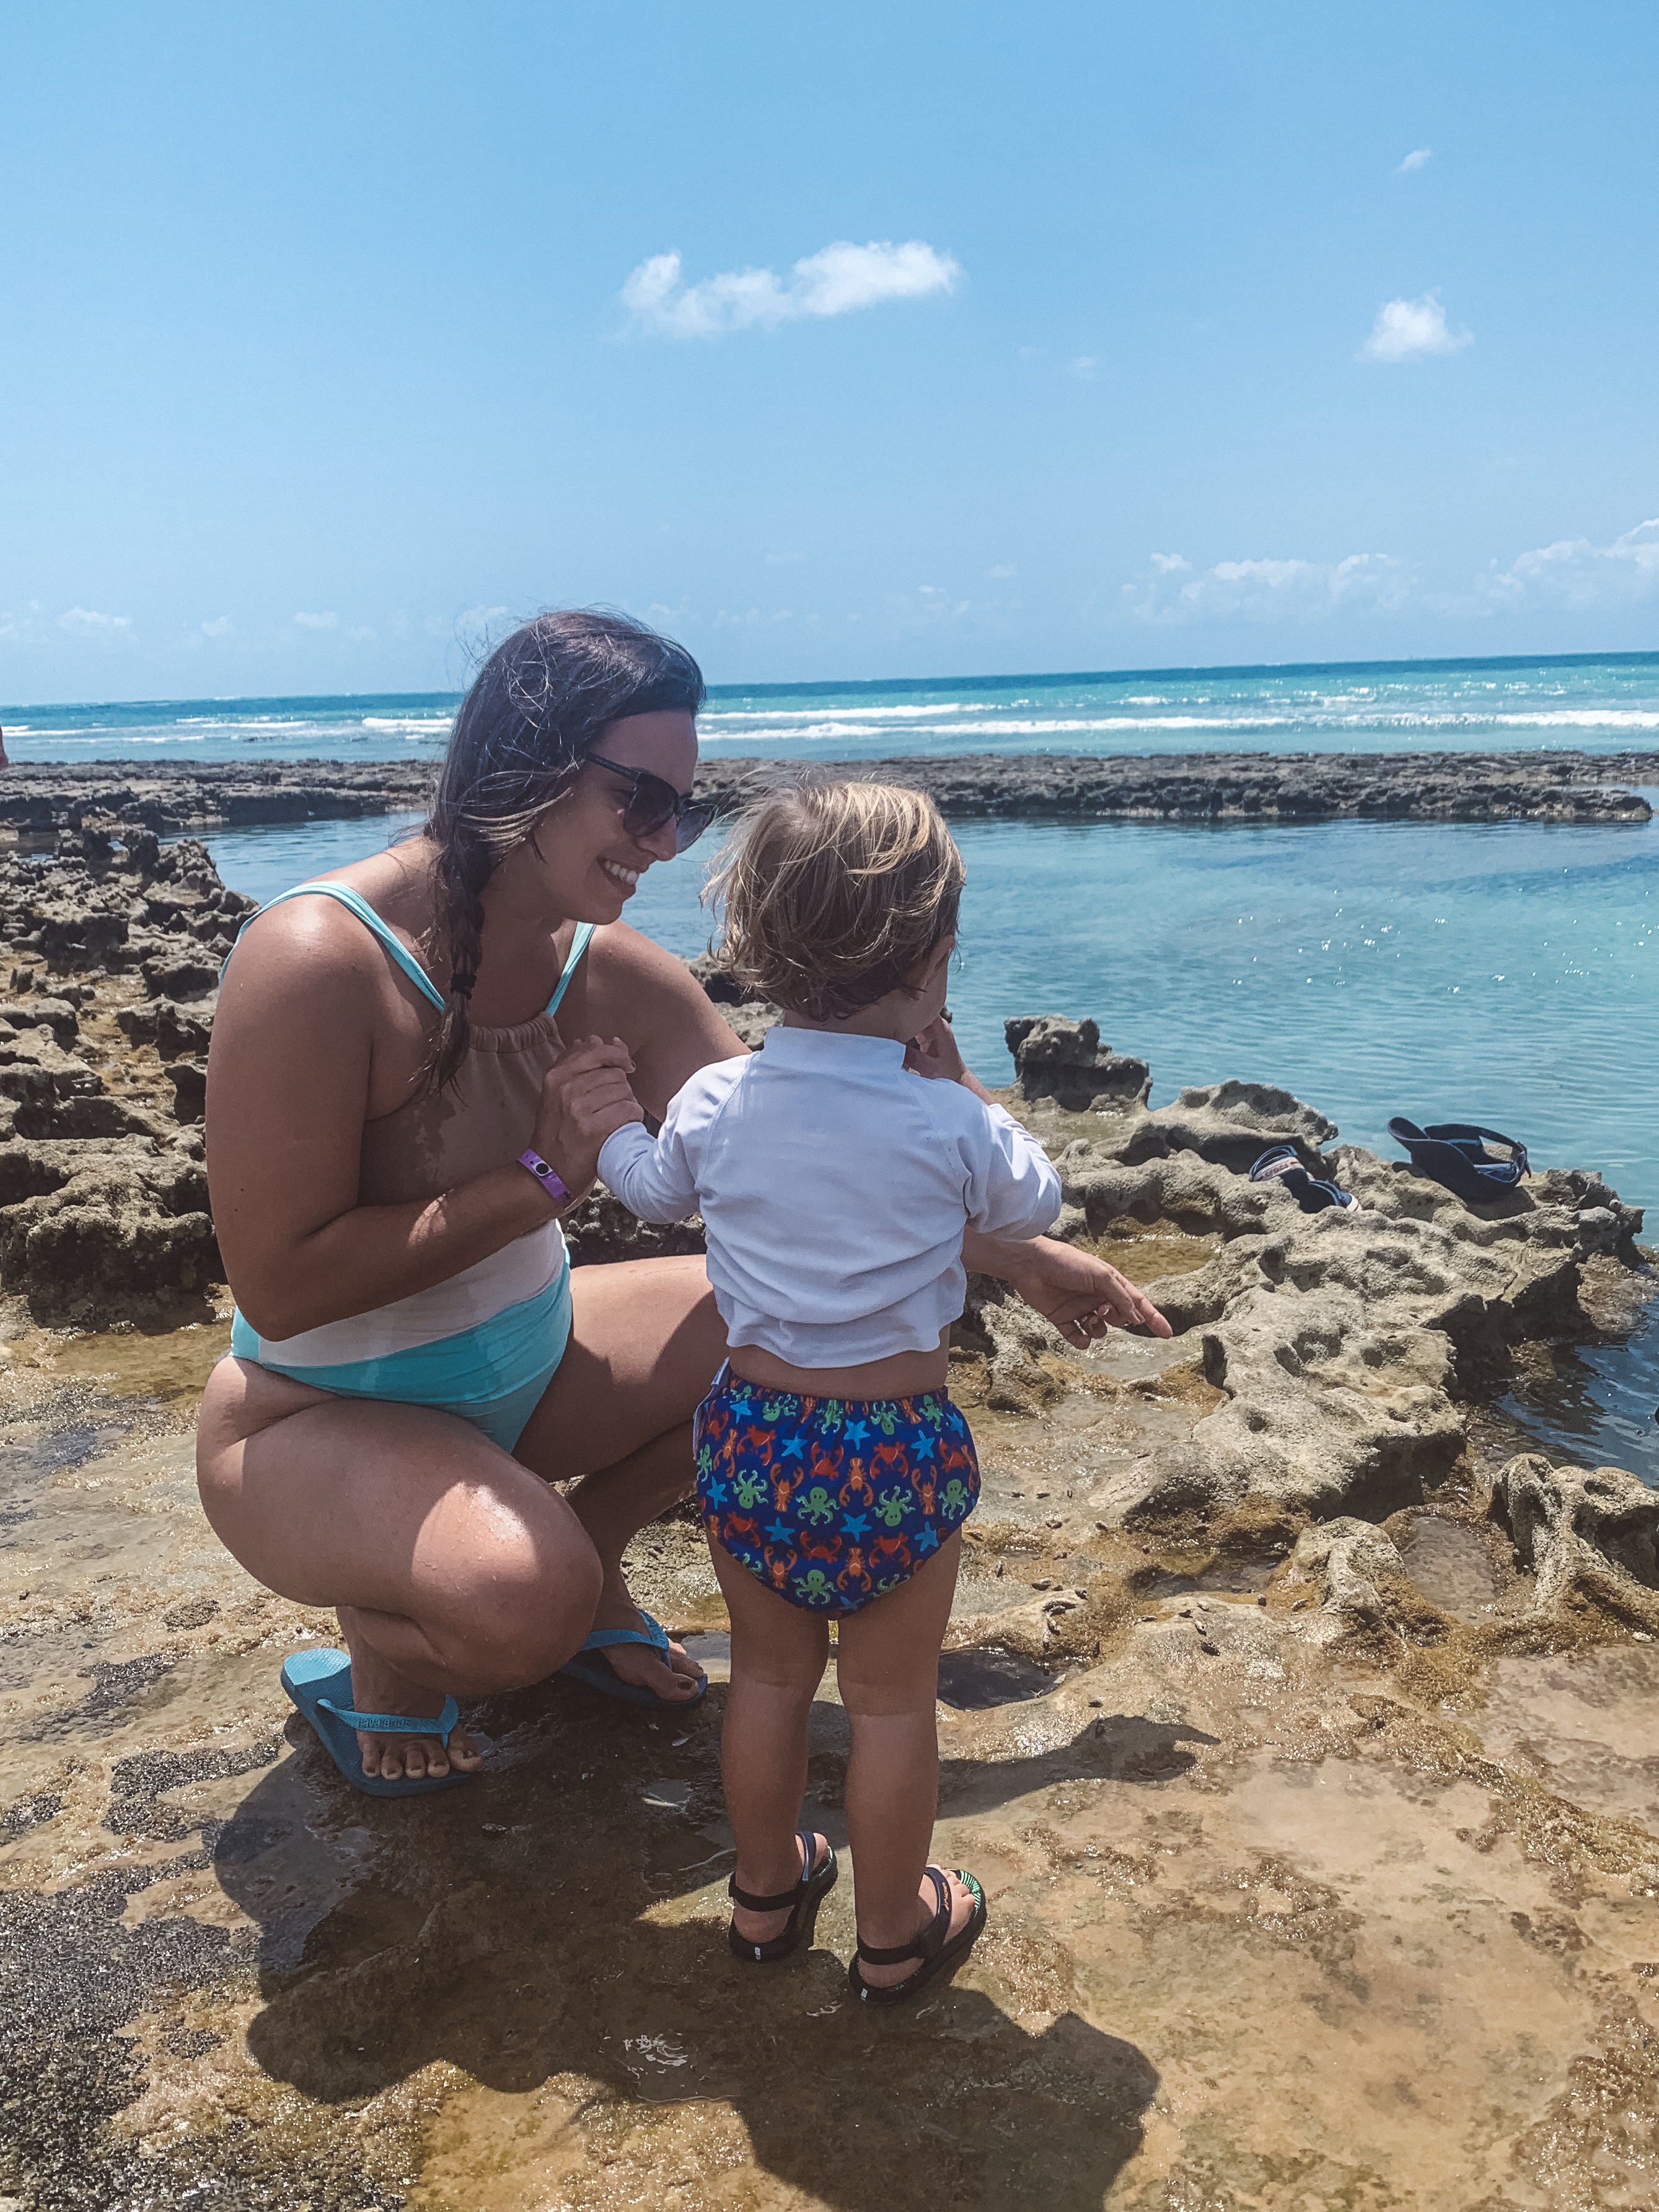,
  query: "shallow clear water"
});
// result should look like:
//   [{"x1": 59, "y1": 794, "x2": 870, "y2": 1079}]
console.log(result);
[
  {"x1": 1499, "y1": 1309, "x2": 1659, "y2": 1489},
  {"x1": 9, "y1": 648, "x2": 1659, "y2": 764},
  {"x1": 209, "y1": 802, "x2": 1659, "y2": 1211},
  {"x1": 206, "y1": 811, "x2": 426, "y2": 901}
]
